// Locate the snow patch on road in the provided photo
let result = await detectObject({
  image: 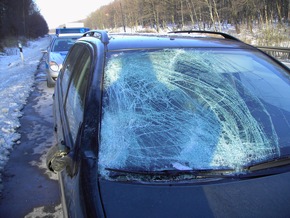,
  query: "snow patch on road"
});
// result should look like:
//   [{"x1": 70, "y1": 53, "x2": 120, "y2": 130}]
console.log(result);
[
  {"x1": 28, "y1": 80, "x2": 58, "y2": 180},
  {"x1": 24, "y1": 204, "x2": 62, "y2": 218}
]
